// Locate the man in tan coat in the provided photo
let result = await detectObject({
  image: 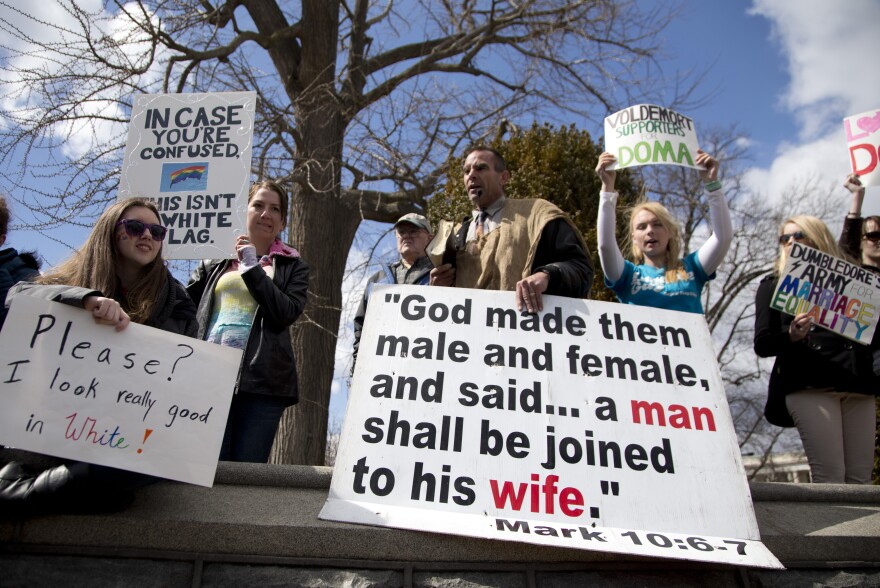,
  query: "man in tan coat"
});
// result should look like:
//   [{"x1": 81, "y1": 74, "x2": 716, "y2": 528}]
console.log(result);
[{"x1": 430, "y1": 146, "x2": 593, "y2": 312}]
